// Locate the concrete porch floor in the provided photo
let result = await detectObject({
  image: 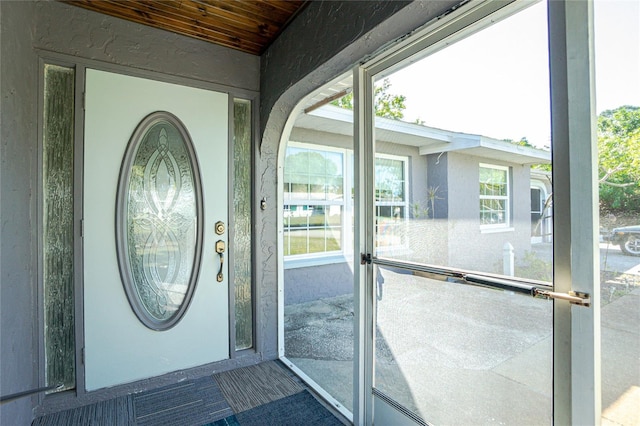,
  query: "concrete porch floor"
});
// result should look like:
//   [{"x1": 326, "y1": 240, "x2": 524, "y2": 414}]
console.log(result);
[{"x1": 285, "y1": 267, "x2": 640, "y2": 425}]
